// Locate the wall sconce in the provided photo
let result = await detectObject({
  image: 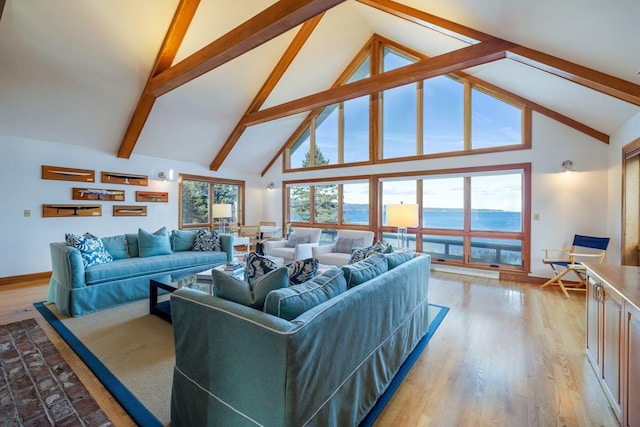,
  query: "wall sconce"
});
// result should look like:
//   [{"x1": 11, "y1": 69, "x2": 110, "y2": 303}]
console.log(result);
[
  {"x1": 561, "y1": 160, "x2": 574, "y2": 175},
  {"x1": 157, "y1": 169, "x2": 174, "y2": 182},
  {"x1": 266, "y1": 182, "x2": 275, "y2": 190}
]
